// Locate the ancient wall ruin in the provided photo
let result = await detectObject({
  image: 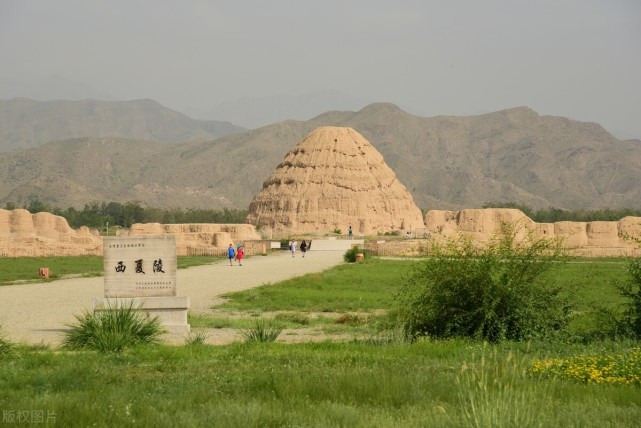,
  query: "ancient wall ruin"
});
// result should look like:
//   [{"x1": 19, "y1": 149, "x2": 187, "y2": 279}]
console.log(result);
[
  {"x1": 422, "y1": 208, "x2": 641, "y2": 257},
  {"x1": 3, "y1": 208, "x2": 641, "y2": 258},
  {"x1": 124, "y1": 223, "x2": 261, "y2": 256},
  {"x1": 0, "y1": 209, "x2": 102, "y2": 257},
  {"x1": 0, "y1": 209, "x2": 262, "y2": 257}
]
